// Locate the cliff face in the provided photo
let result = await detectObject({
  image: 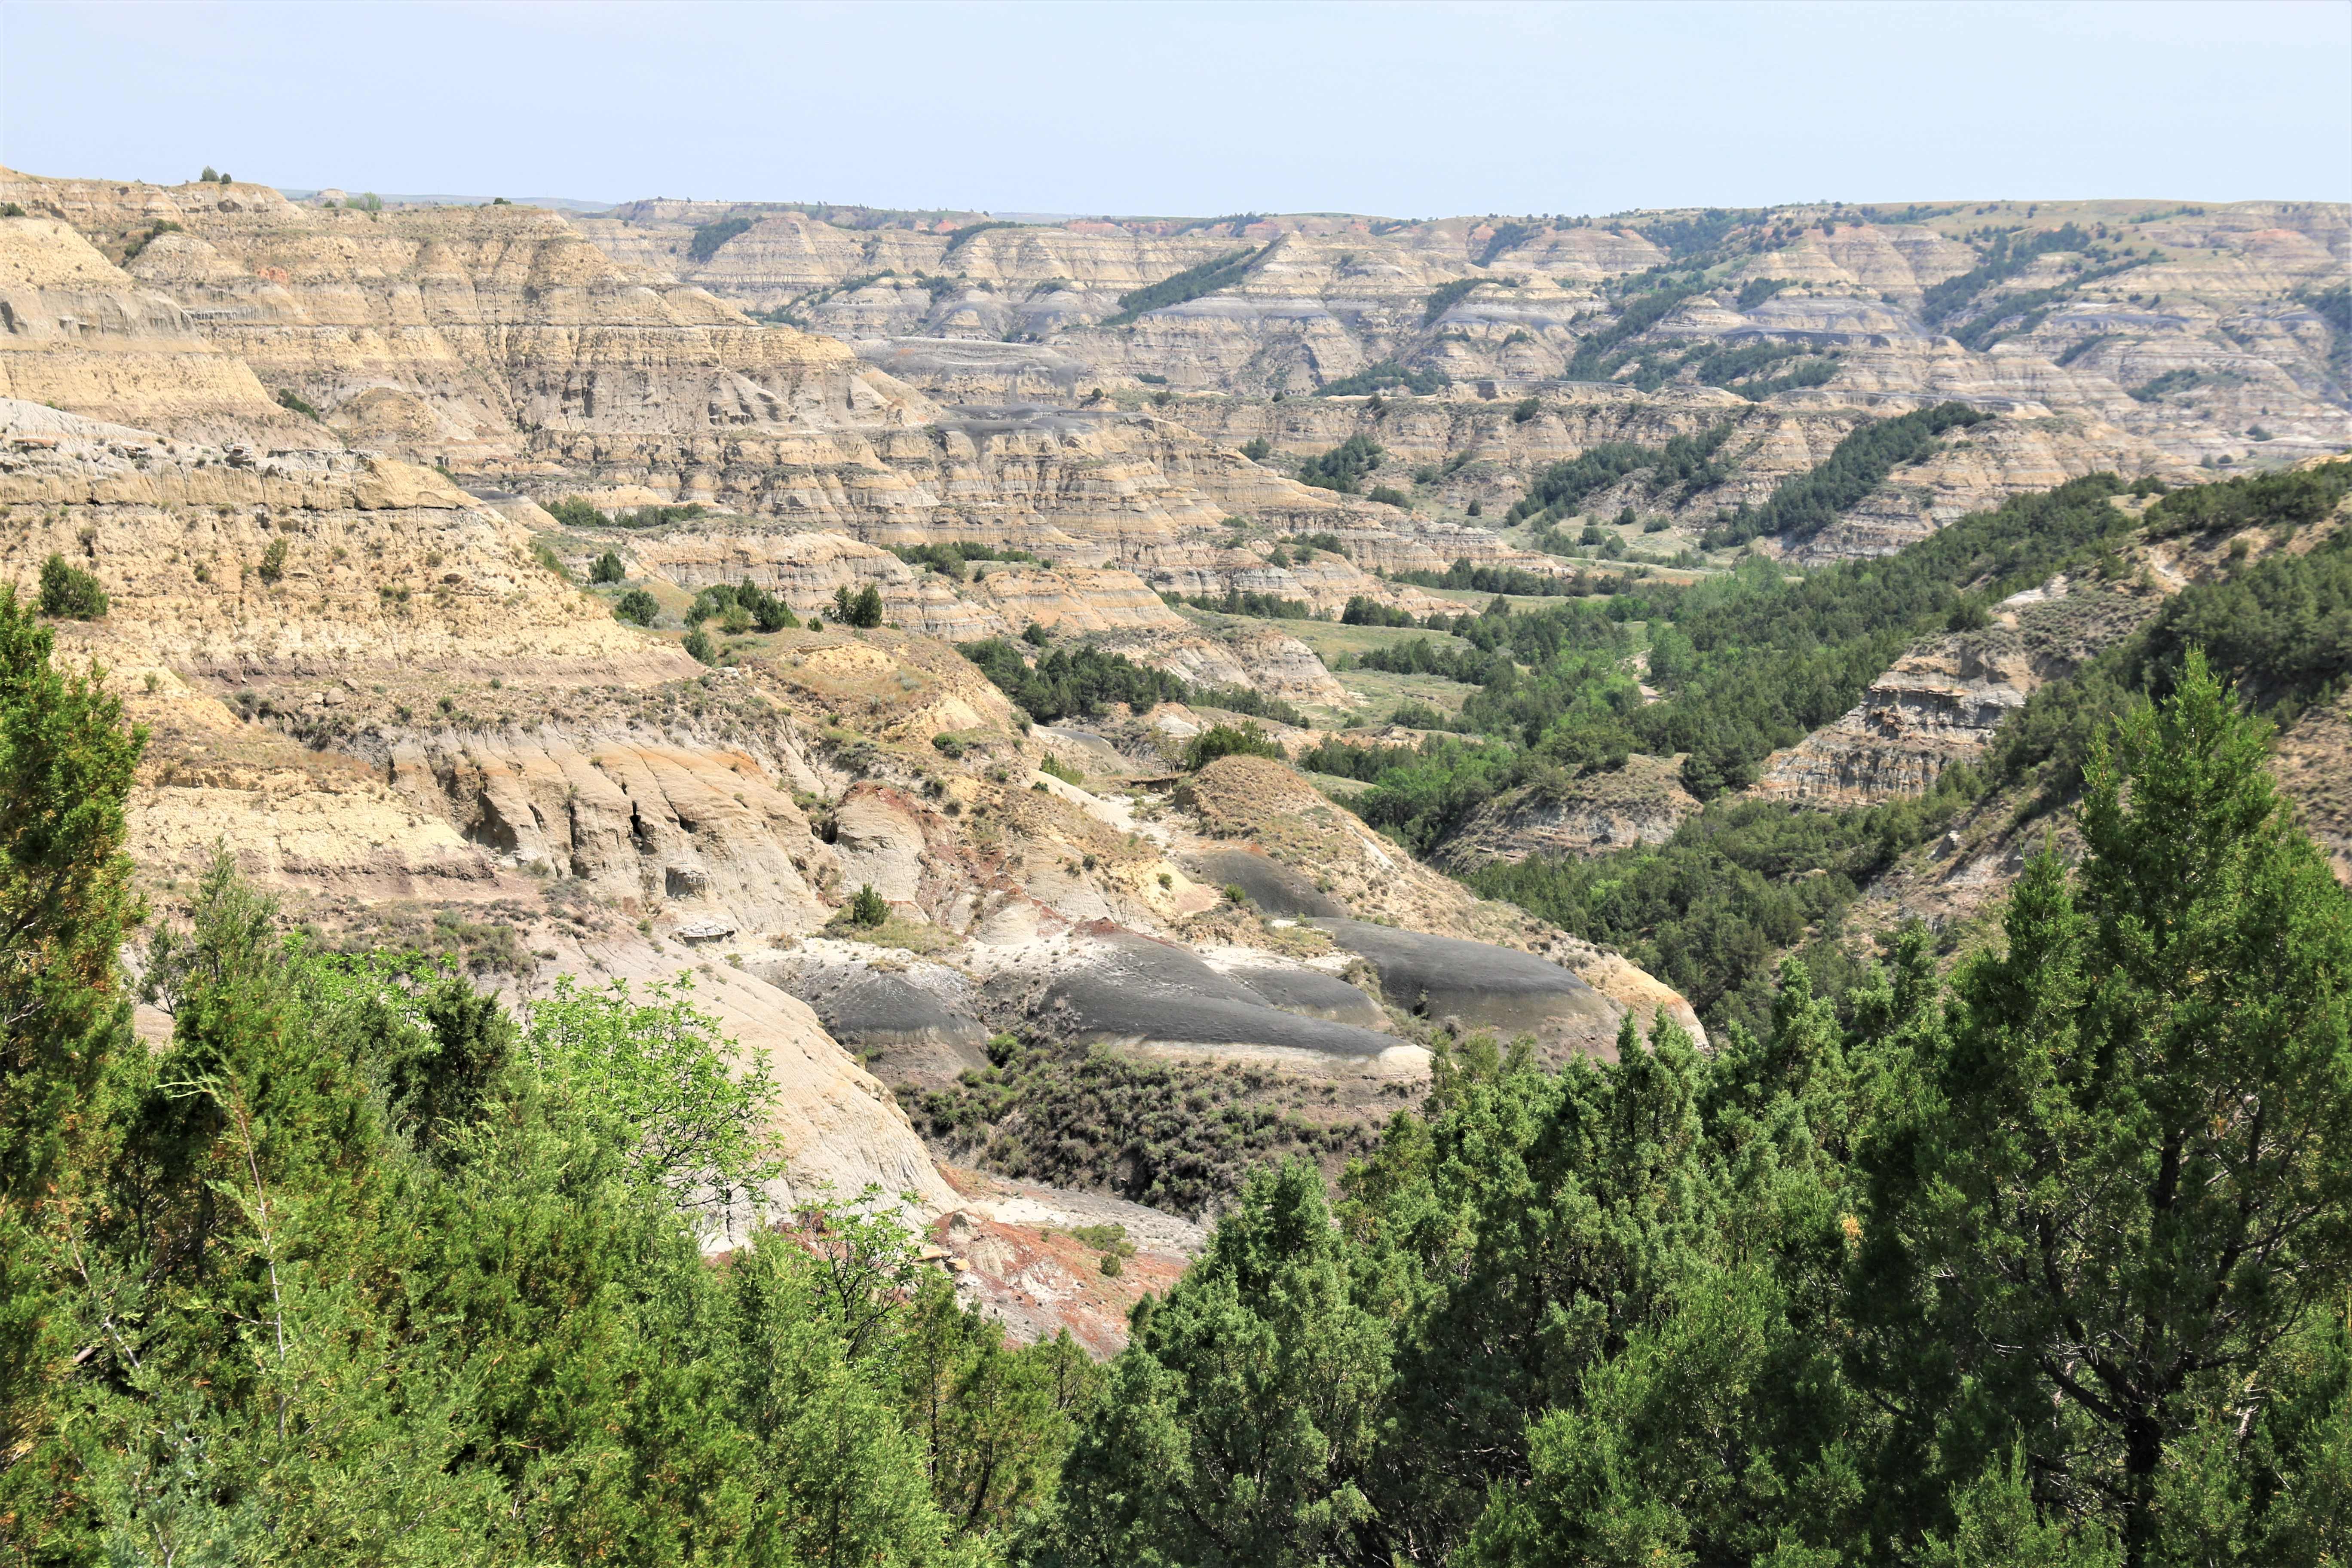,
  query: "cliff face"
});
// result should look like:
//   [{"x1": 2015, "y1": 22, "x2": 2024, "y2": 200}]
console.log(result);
[
  {"x1": 0, "y1": 165, "x2": 950, "y2": 496},
  {"x1": 0, "y1": 215, "x2": 299, "y2": 441}
]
